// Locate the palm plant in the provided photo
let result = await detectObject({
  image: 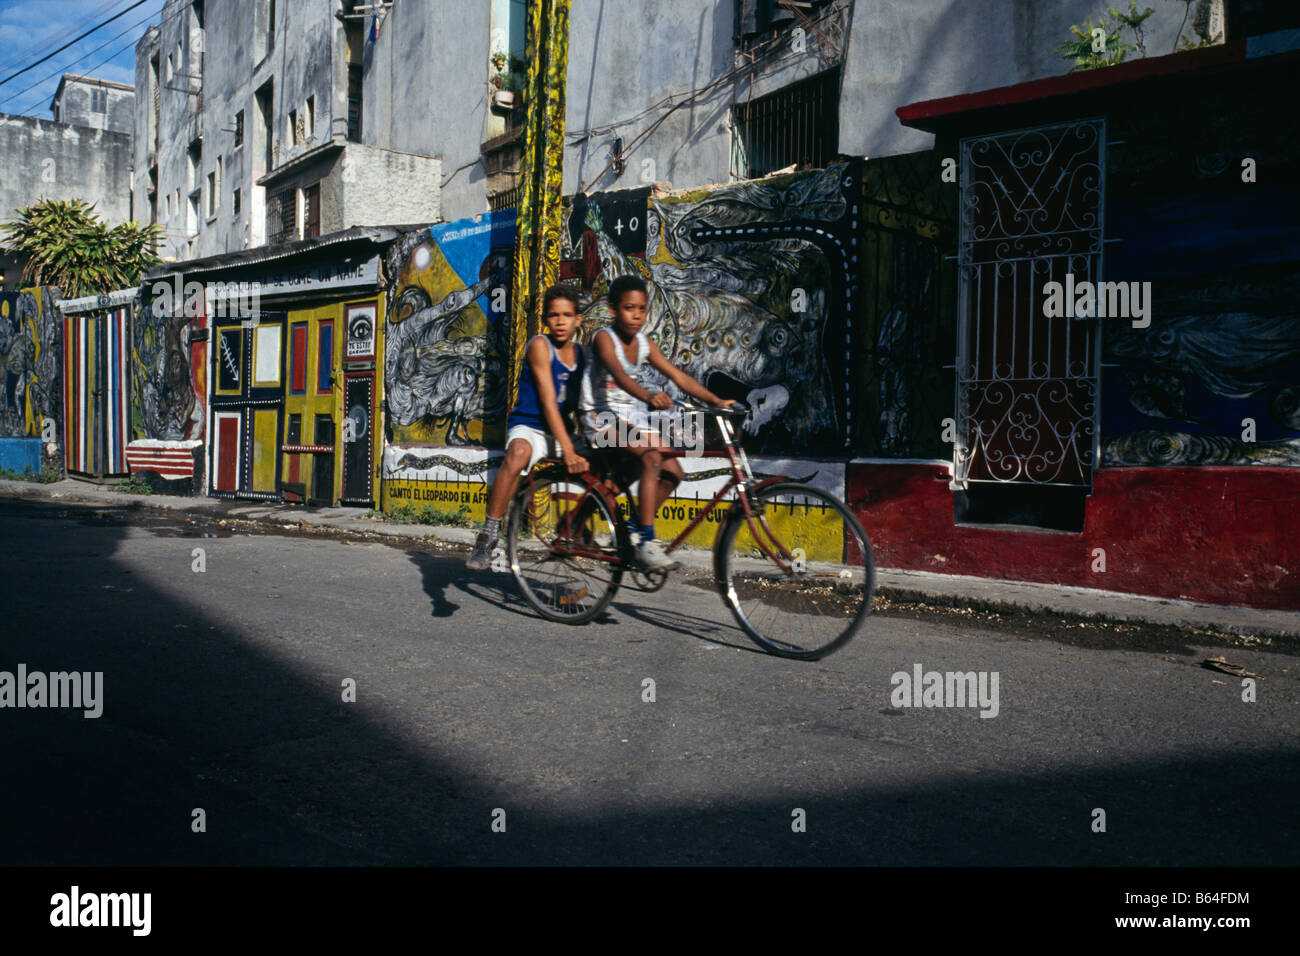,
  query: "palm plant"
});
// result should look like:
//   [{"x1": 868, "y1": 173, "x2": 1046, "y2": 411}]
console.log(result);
[{"x1": 1, "y1": 198, "x2": 162, "y2": 298}]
